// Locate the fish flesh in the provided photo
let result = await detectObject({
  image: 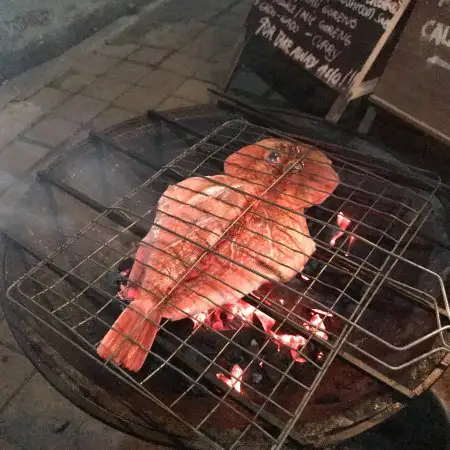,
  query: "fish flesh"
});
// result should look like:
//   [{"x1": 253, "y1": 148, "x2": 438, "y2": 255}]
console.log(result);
[{"x1": 97, "y1": 138, "x2": 339, "y2": 371}]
